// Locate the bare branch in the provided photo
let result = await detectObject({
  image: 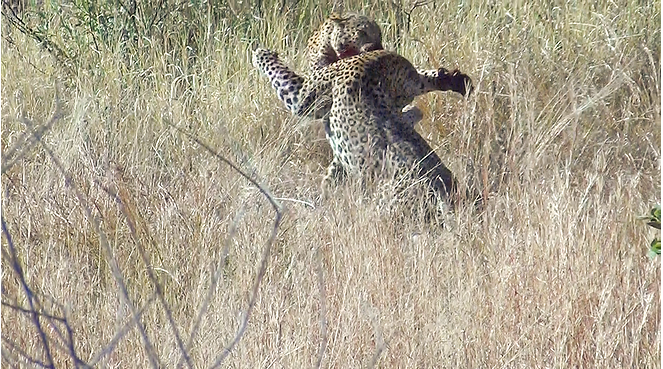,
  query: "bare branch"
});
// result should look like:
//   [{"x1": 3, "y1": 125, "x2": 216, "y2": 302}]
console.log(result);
[
  {"x1": 1, "y1": 298, "x2": 87, "y2": 366},
  {"x1": 1, "y1": 298, "x2": 91, "y2": 368},
  {"x1": 1, "y1": 301, "x2": 66, "y2": 322},
  {"x1": 1, "y1": 0, "x2": 74, "y2": 74},
  {"x1": 209, "y1": 209, "x2": 283, "y2": 368},
  {"x1": 1, "y1": 217, "x2": 54, "y2": 368},
  {"x1": 88, "y1": 292, "x2": 158, "y2": 366},
  {"x1": 2, "y1": 96, "x2": 63, "y2": 174},
  {"x1": 2, "y1": 336, "x2": 50, "y2": 368},
  {"x1": 178, "y1": 206, "x2": 245, "y2": 369},
  {"x1": 365, "y1": 303, "x2": 386, "y2": 369},
  {"x1": 110, "y1": 168, "x2": 193, "y2": 369},
  {"x1": 167, "y1": 123, "x2": 284, "y2": 368},
  {"x1": 30, "y1": 91, "x2": 162, "y2": 368},
  {"x1": 168, "y1": 123, "x2": 283, "y2": 213}
]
